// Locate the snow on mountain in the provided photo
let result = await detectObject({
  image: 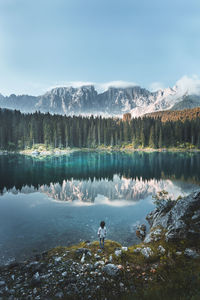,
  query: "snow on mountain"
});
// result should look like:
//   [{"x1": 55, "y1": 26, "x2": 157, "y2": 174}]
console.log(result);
[
  {"x1": 0, "y1": 82, "x2": 200, "y2": 117},
  {"x1": 3, "y1": 176, "x2": 190, "y2": 204}
]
